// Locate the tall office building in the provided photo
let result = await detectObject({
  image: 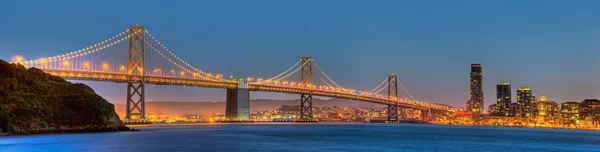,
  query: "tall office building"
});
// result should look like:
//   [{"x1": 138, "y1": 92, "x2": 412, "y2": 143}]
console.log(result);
[
  {"x1": 469, "y1": 64, "x2": 483, "y2": 120},
  {"x1": 517, "y1": 88, "x2": 533, "y2": 118},
  {"x1": 531, "y1": 96, "x2": 538, "y2": 117},
  {"x1": 496, "y1": 82, "x2": 511, "y2": 116}
]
